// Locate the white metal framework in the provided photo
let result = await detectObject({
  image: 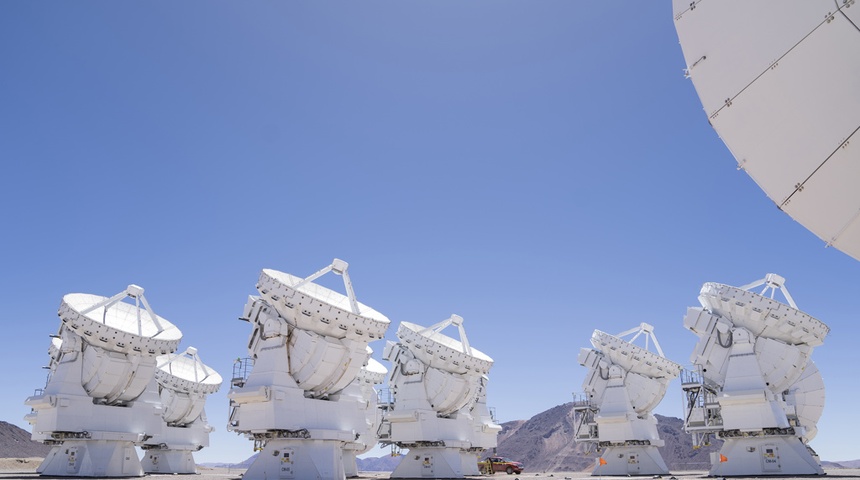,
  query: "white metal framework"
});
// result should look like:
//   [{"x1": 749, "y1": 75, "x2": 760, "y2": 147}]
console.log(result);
[
  {"x1": 140, "y1": 346, "x2": 222, "y2": 474},
  {"x1": 573, "y1": 323, "x2": 681, "y2": 476},
  {"x1": 227, "y1": 259, "x2": 390, "y2": 480},
  {"x1": 674, "y1": 0, "x2": 860, "y2": 260},
  {"x1": 24, "y1": 286, "x2": 183, "y2": 477},
  {"x1": 379, "y1": 315, "x2": 500, "y2": 479},
  {"x1": 681, "y1": 274, "x2": 829, "y2": 476}
]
